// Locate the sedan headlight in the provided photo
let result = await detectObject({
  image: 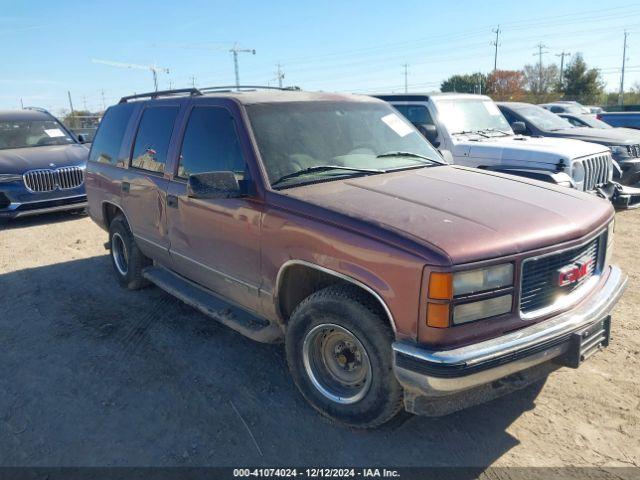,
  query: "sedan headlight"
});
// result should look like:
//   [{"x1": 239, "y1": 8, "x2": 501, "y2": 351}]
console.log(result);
[
  {"x1": 610, "y1": 145, "x2": 630, "y2": 159},
  {"x1": 0, "y1": 174, "x2": 22, "y2": 184},
  {"x1": 427, "y1": 264, "x2": 514, "y2": 327}
]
